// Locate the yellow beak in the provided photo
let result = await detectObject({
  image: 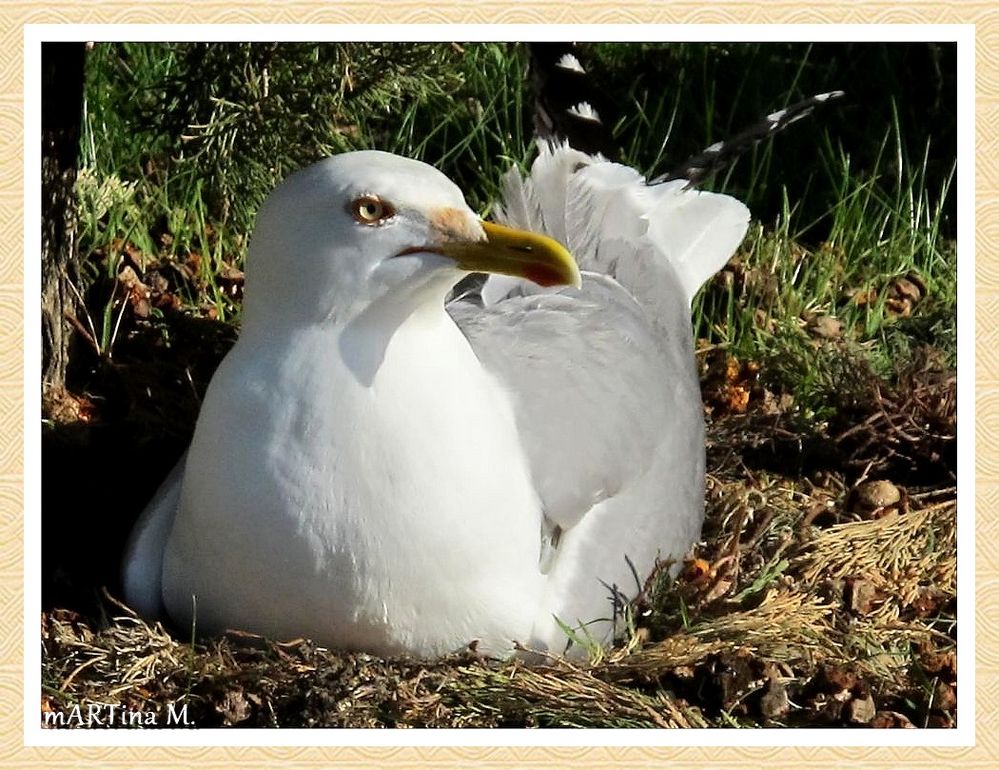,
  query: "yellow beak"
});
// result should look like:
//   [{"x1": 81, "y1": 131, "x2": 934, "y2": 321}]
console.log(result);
[{"x1": 437, "y1": 221, "x2": 582, "y2": 289}]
